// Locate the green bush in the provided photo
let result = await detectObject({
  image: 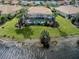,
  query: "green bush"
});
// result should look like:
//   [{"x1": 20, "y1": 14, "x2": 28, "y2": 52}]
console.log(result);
[{"x1": 0, "y1": 16, "x2": 7, "y2": 24}]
